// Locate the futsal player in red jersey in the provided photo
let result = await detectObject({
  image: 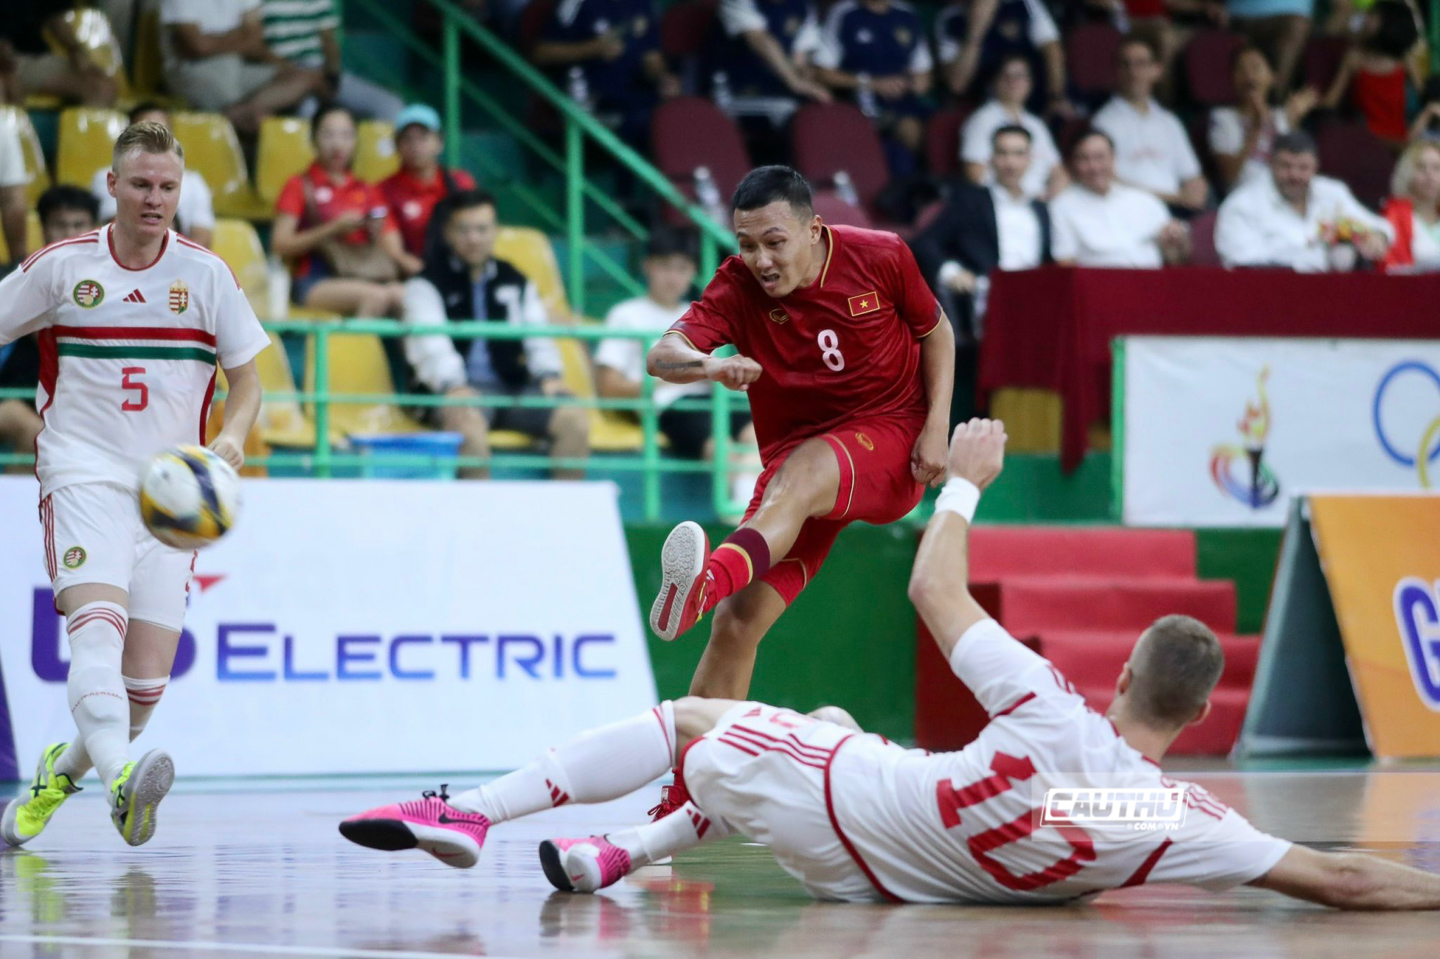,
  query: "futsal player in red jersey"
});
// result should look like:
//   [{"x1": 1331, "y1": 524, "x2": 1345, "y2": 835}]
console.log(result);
[{"x1": 646, "y1": 164, "x2": 954, "y2": 702}]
